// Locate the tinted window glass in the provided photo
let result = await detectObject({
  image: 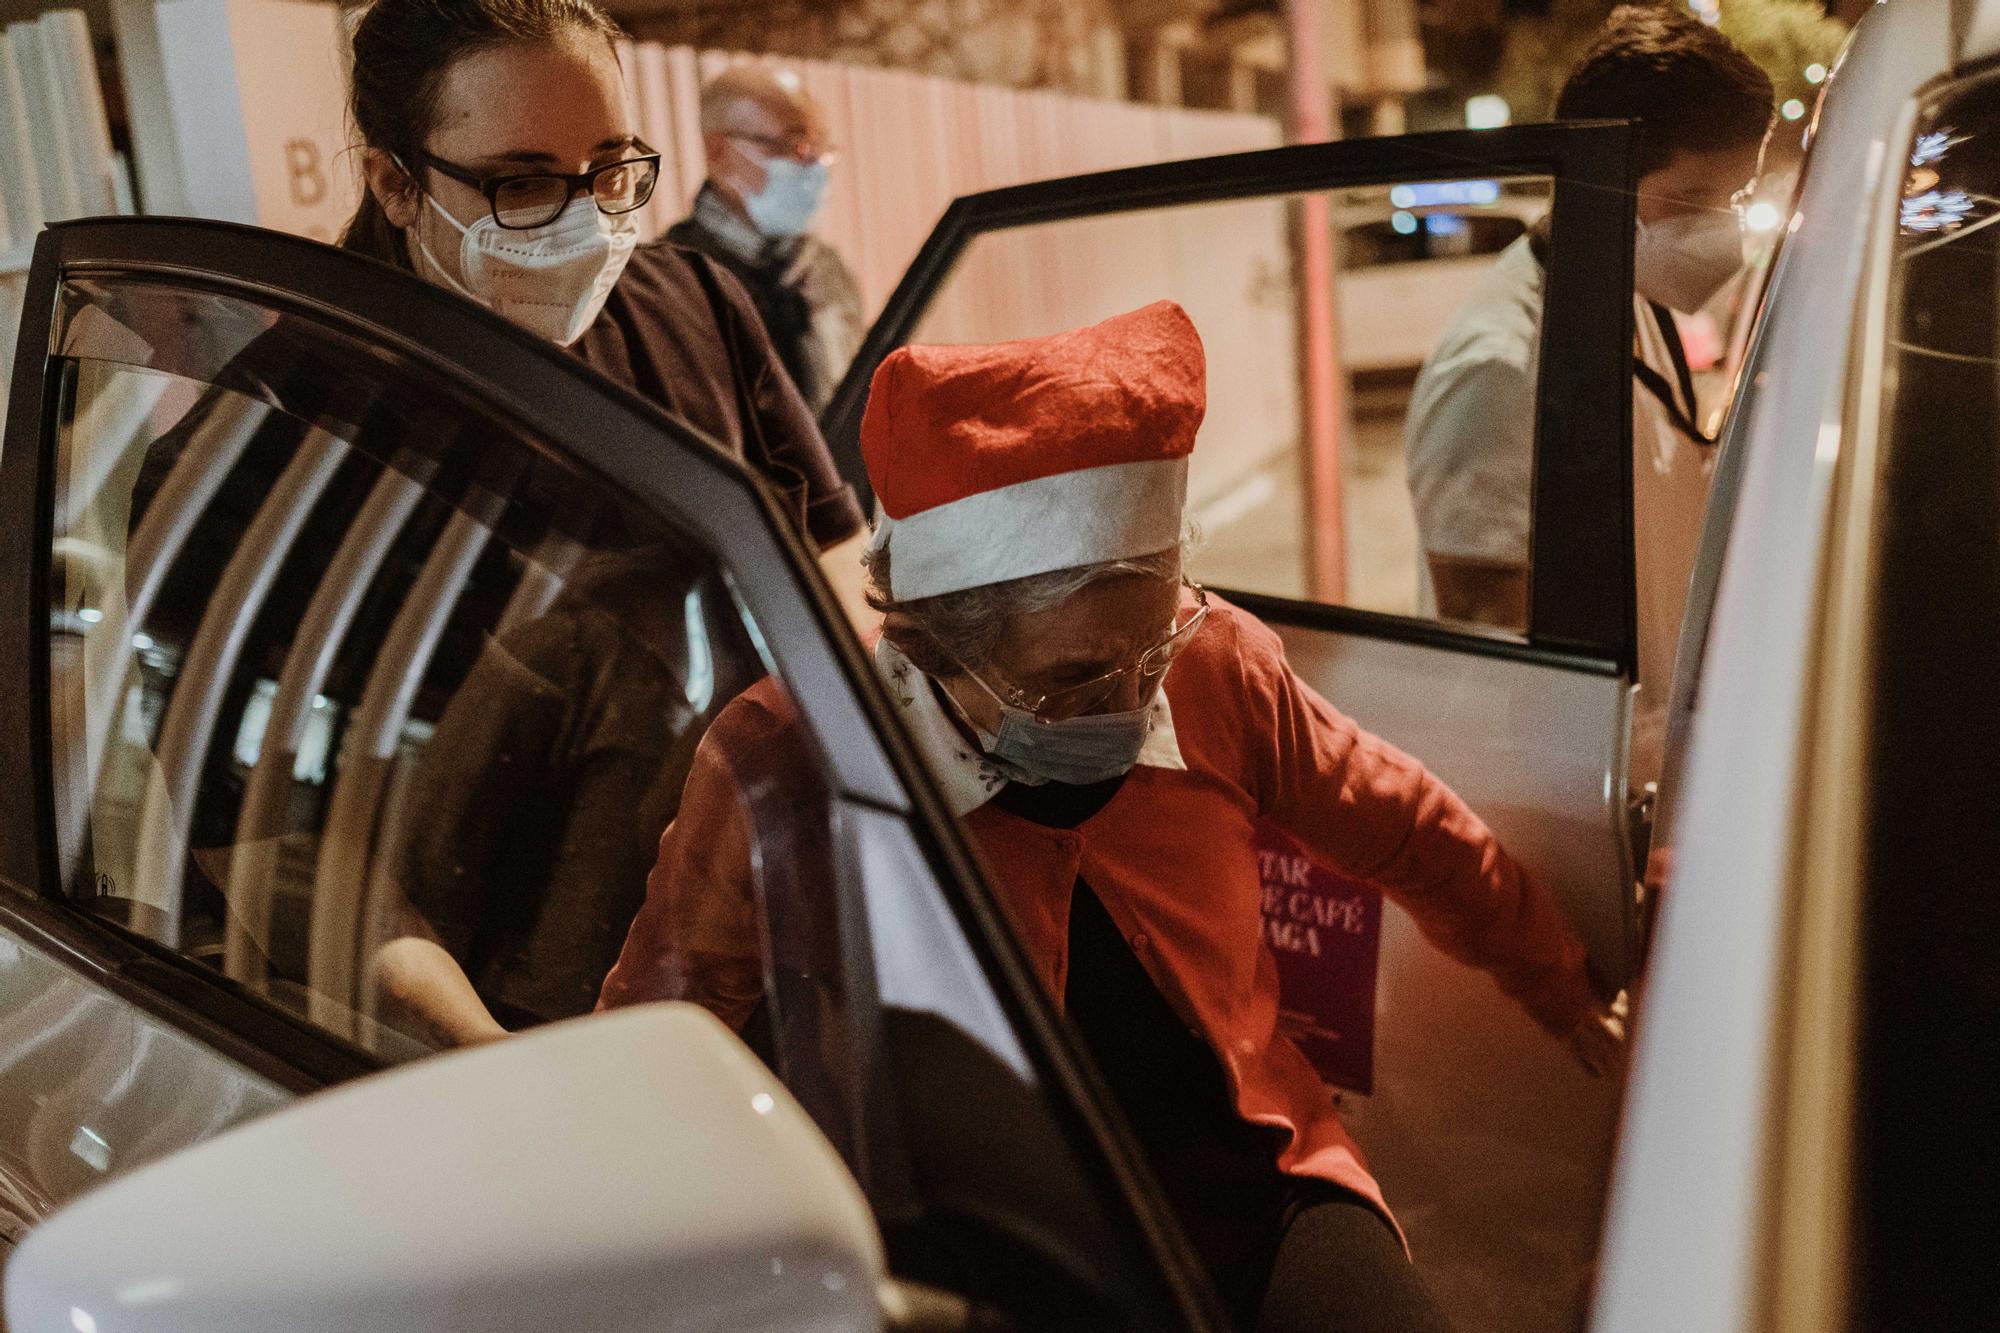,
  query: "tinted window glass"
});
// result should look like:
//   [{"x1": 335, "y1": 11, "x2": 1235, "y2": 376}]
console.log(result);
[
  {"x1": 1852, "y1": 76, "x2": 2000, "y2": 1331},
  {"x1": 44, "y1": 277, "x2": 839, "y2": 1077},
  {"x1": 35, "y1": 267, "x2": 1211, "y2": 1328}
]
